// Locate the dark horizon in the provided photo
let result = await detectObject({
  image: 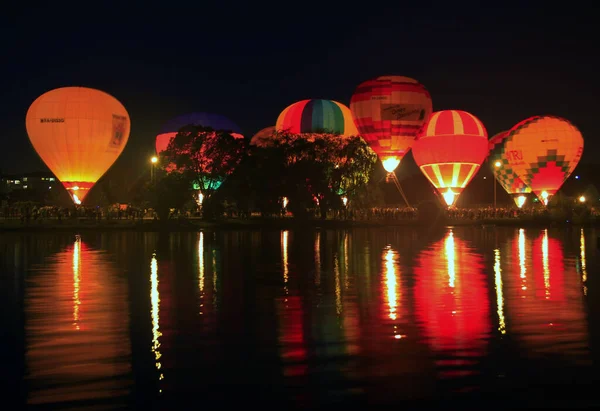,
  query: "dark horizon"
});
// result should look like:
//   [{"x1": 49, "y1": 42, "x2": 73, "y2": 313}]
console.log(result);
[{"x1": 1, "y1": 3, "x2": 598, "y2": 178}]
